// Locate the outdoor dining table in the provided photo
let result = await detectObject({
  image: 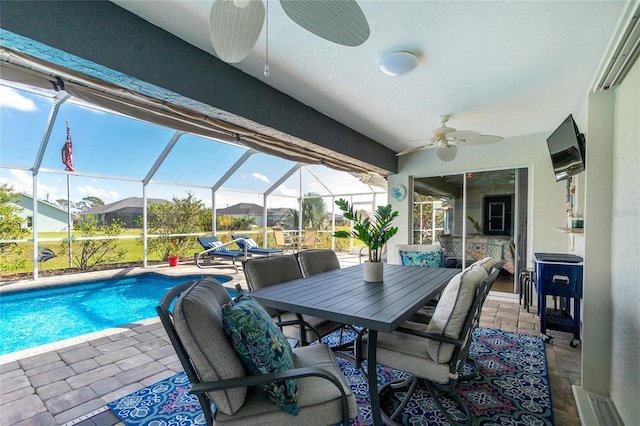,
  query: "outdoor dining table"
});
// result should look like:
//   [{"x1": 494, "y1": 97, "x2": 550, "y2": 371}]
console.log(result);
[{"x1": 249, "y1": 262, "x2": 460, "y2": 426}]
